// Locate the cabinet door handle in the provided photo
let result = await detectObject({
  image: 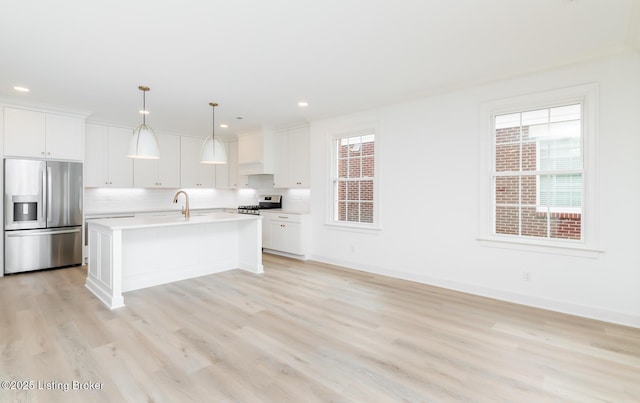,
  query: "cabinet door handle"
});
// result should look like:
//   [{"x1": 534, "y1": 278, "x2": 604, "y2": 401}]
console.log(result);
[{"x1": 278, "y1": 216, "x2": 288, "y2": 219}]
